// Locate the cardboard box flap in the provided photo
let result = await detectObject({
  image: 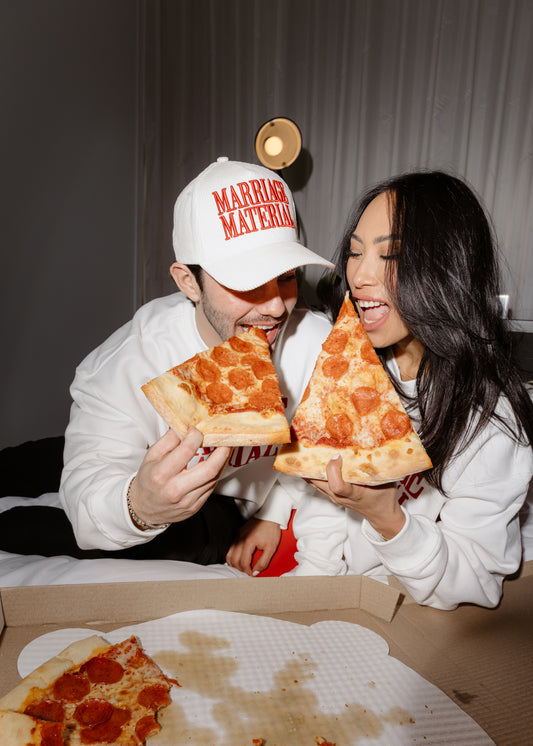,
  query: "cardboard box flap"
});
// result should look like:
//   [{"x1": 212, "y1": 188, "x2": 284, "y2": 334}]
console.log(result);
[{"x1": 1, "y1": 575, "x2": 400, "y2": 627}]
